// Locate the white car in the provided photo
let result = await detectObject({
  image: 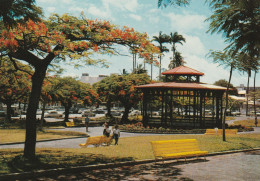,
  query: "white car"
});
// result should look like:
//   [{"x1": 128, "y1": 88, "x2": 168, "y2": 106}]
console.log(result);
[
  {"x1": 231, "y1": 111, "x2": 241, "y2": 116},
  {"x1": 45, "y1": 110, "x2": 63, "y2": 118}
]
